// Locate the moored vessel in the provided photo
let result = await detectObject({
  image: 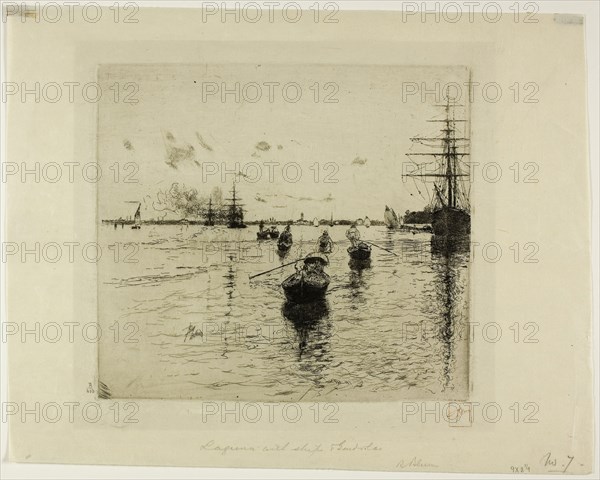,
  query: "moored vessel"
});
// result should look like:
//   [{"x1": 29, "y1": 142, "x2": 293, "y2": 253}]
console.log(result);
[
  {"x1": 225, "y1": 184, "x2": 247, "y2": 229},
  {"x1": 404, "y1": 97, "x2": 471, "y2": 237}
]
